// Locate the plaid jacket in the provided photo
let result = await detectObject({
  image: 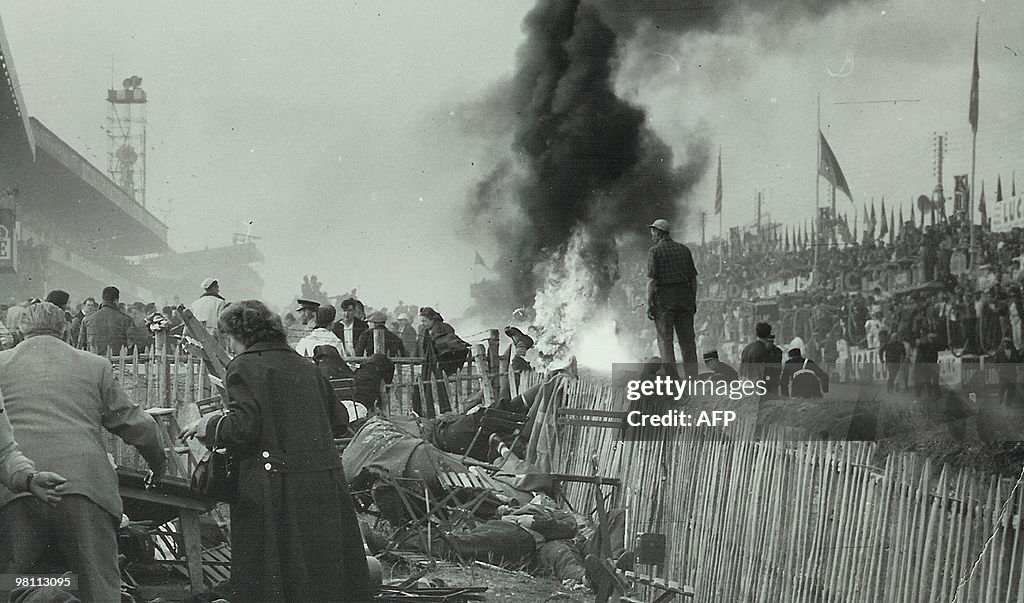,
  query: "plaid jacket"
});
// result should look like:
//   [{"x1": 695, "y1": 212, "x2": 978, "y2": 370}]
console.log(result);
[{"x1": 647, "y1": 238, "x2": 698, "y2": 286}]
